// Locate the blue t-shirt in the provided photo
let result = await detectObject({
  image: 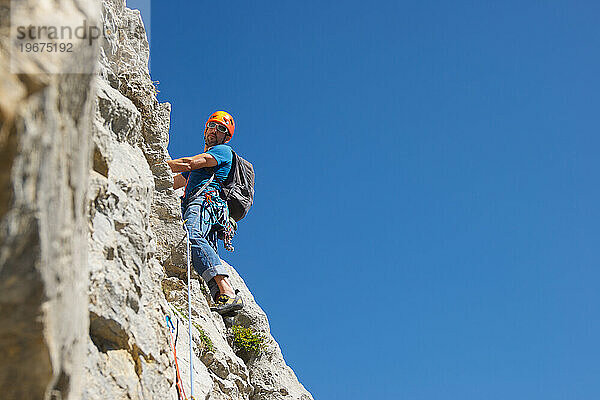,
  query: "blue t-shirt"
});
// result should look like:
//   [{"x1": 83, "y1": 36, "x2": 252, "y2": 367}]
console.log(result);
[{"x1": 181, "y1": 144, "x2": 233, "y2": 198}]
